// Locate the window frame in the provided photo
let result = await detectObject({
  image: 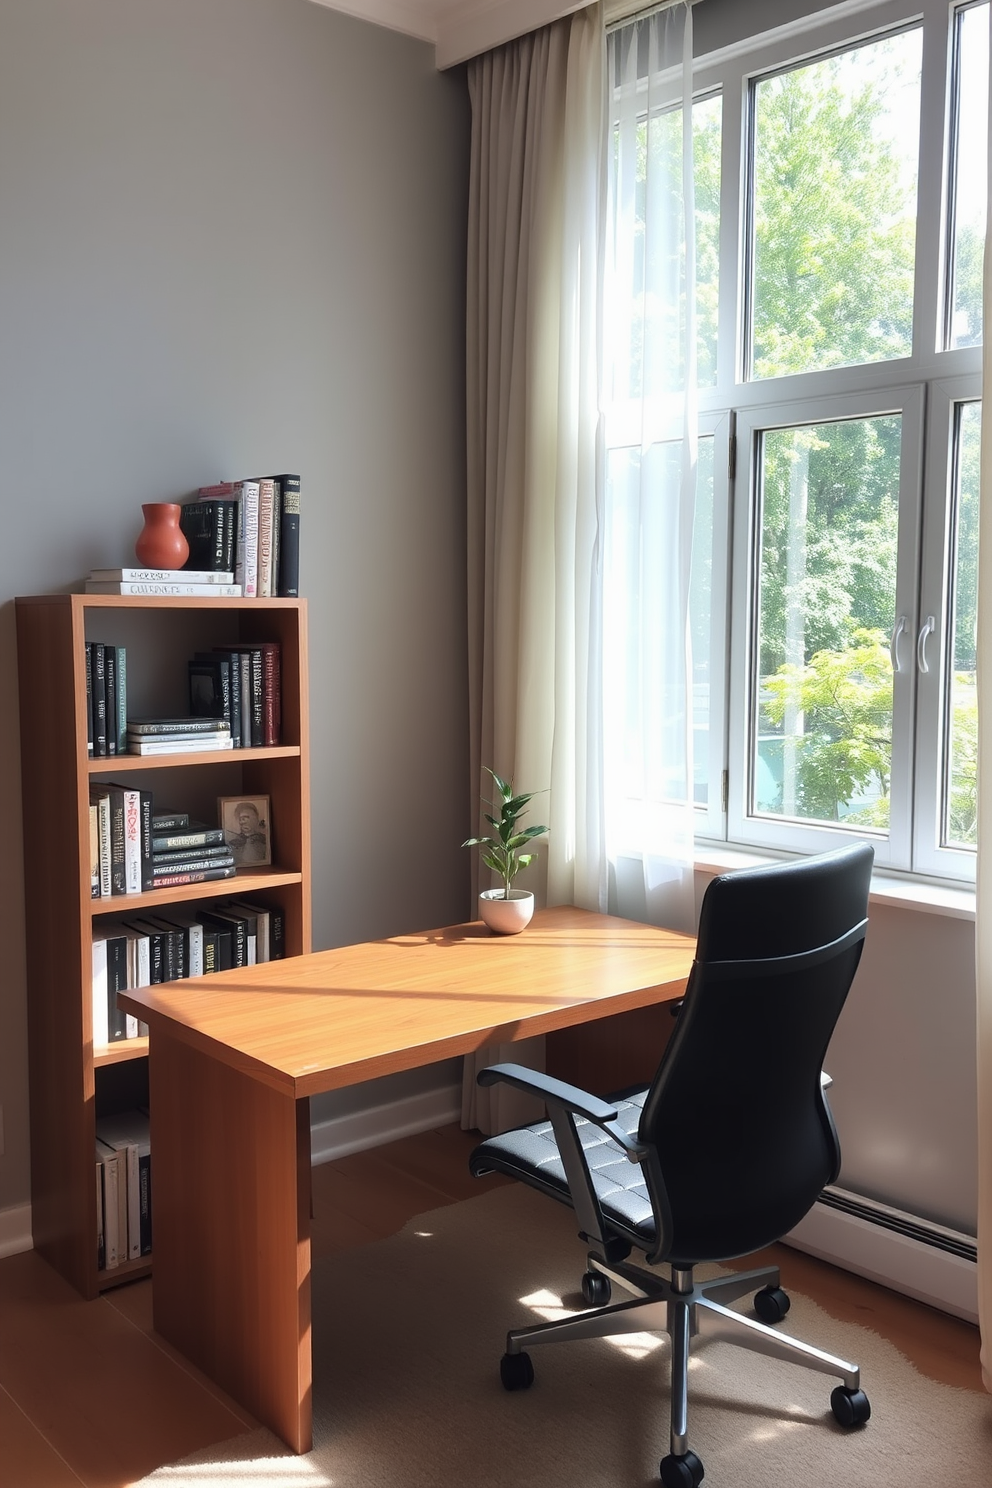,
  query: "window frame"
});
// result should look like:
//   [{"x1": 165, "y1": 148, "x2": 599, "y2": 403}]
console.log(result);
[{"x1": 606, "y1": 0, "x2": 986, "y2": 886}]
